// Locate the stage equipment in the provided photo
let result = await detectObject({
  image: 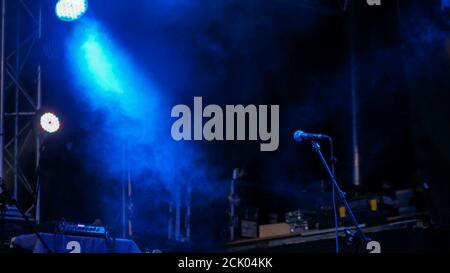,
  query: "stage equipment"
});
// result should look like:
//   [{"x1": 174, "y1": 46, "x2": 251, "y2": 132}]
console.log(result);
[
  {"x1": 259, "y1": 223, "x2": 291, "y2": 239},
  {"x1": 338, "y1": 196, "x2": 388, "y2": 226},
  {"x1": 37, "y1": 221, "x2": 108, "y2": 238},
  {"x1": 293, "y1": 130, "x2": 330, "y2": 142},
  {"x1": 40, "y1": 112, "x2": 60, "y2": 134},
  {"x1": 240, "y1": 207, "x2": 259, "y2": 238},
  {"x1": 293, "y1": 131, "x2": 371, "y2": 253},
  {"x1": 228, "y1": 168, "x2": 245, "y2": 241},
  {"x1": 0, "y1": 182, "x2": 51, "y2": 252},
  {"x1": 241, "y1": 220, "x2": 258, "y2": 238},
  {"x1": 12, "y1": 232, "x2": 141, "y2": 253},
  {"x1": 227, "y1": 216, "x2": 431, "y2": 253},
  {"x1": 395, "y1": 189, "x2": 417, "y2": 215},
  {"x1": 285, "y1": 210, "x2": 316, "y2": 233},
  {"x1": 55, "y1": 0, "x2": 88, "y2": 22},
  {"x1": 168, "y1": 184, "x2": 191, "y2": 243}
]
